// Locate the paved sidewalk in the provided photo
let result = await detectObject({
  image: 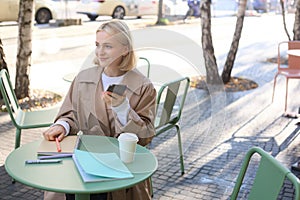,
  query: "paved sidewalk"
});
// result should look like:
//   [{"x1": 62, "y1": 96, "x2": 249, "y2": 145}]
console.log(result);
[
  {"x1": 2, "y1": 60, "x2": 300, "y2": 200},
  {"x1": 2, "y1": 16, "x2": 300, "y2": 200}
]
